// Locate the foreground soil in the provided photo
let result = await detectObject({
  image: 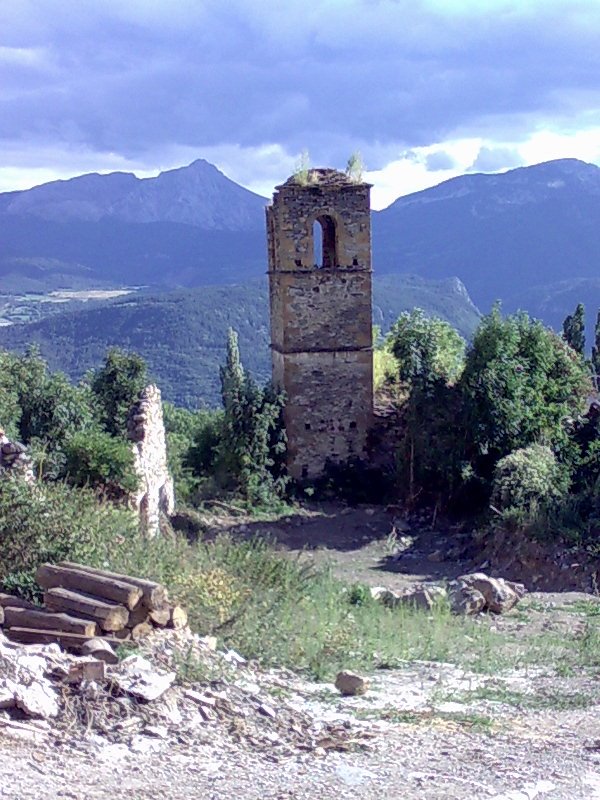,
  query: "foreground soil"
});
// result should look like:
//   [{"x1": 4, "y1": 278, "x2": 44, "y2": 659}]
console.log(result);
[{"x1": 3, "y1": 503, "x2": 600, "y2": 800}]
